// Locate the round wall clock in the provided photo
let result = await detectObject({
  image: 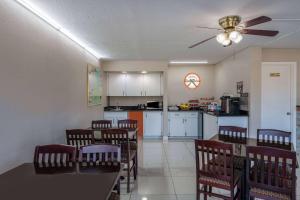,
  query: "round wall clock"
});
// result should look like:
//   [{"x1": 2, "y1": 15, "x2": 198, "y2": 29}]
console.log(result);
[{"x1": 184, "y1": 73, "x2": 201, "y2": 89}]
